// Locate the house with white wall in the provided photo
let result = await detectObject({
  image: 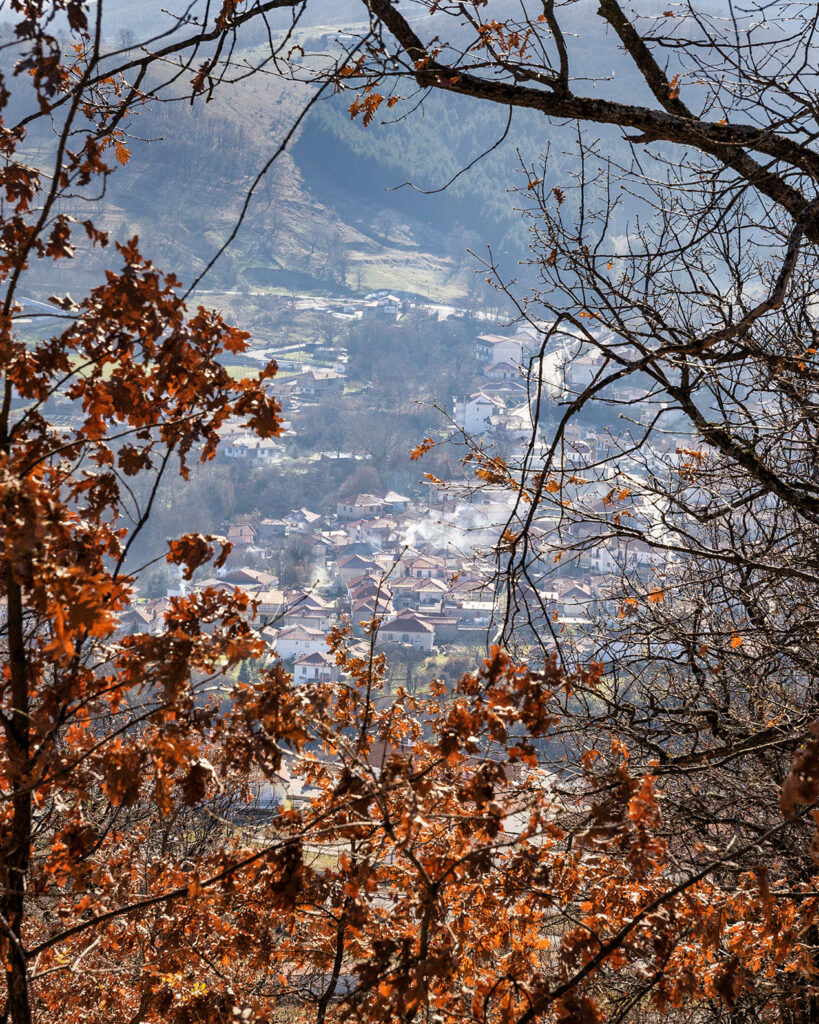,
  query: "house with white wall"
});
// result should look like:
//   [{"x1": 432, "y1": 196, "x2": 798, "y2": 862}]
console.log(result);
[
  {"x1": 273, "y1": 625, "x2": 327, "y2": 661},
  {"x1": 475, "y1": 334, "x2": 523, "y2": 365},
  {"x1": 379, "y1": 610, "x2": 435, "y2": 652},
  {"x1": 453, "y1": 391, "x2": 500, "y2": 434},
  {"x1": 294, "y1": 651, "x2": 336, "y2": 683}
]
